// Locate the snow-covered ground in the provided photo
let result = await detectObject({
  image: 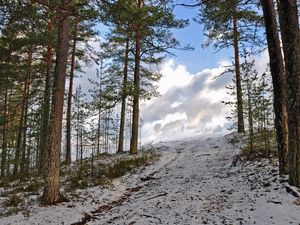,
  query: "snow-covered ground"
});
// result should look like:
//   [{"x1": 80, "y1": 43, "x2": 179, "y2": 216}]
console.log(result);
[{"x1": 1, "y1": 133, "x2": 300, "y2": 225}]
